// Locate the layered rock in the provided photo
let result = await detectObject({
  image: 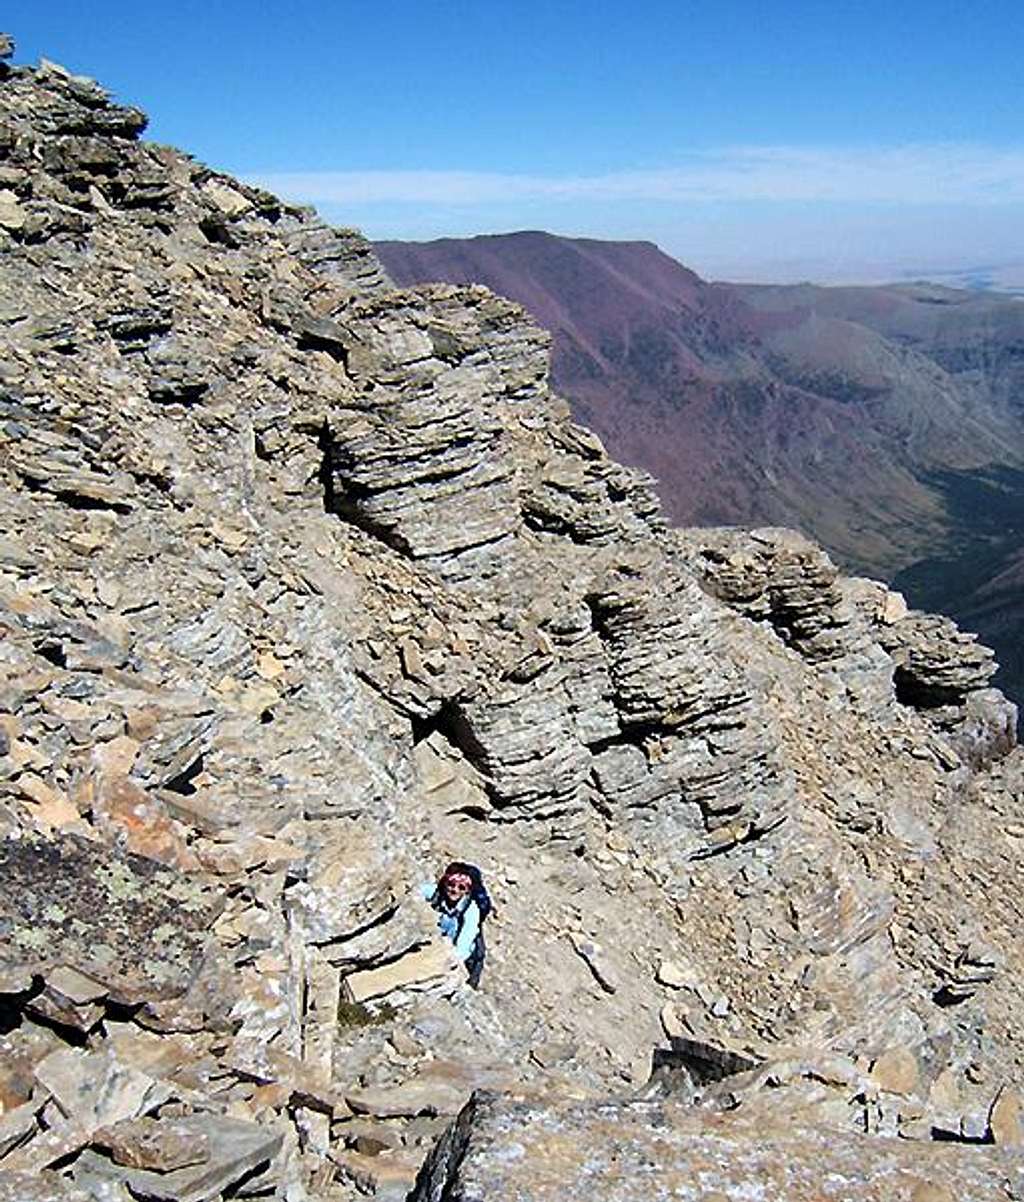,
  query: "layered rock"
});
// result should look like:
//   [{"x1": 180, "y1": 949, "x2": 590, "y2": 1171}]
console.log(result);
[{"x1": 2, "y1": 34, "x2": 1024, "y2": 1202}]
